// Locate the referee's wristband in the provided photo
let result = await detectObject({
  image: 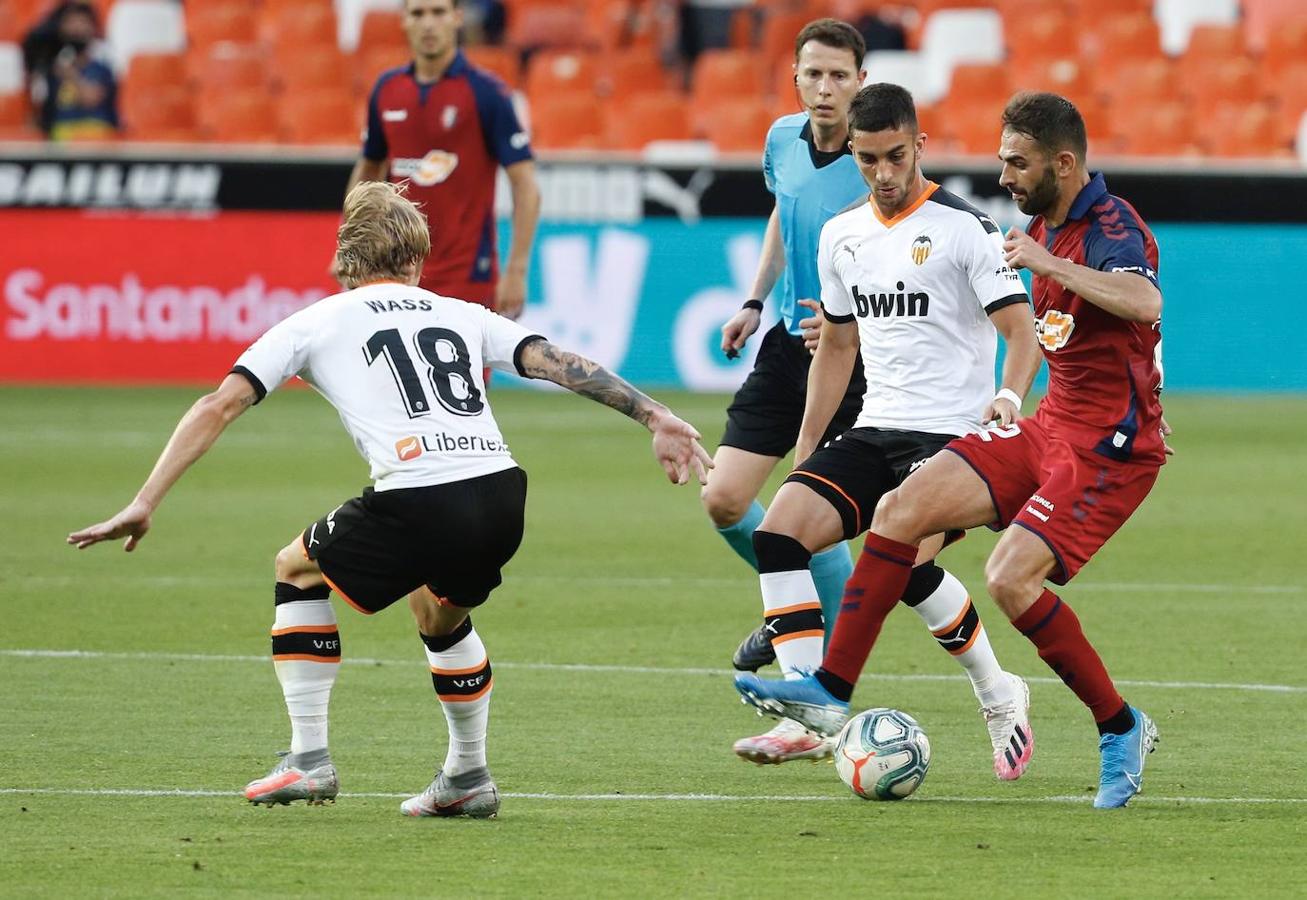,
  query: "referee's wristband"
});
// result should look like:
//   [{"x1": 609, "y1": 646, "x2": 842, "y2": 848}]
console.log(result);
[
  {"x1": 742, "y1": 299, "x2": 764, "y2": 312},
  {"x1": 994, "y1": 388, "x2": 1024, "y2": 410}
]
